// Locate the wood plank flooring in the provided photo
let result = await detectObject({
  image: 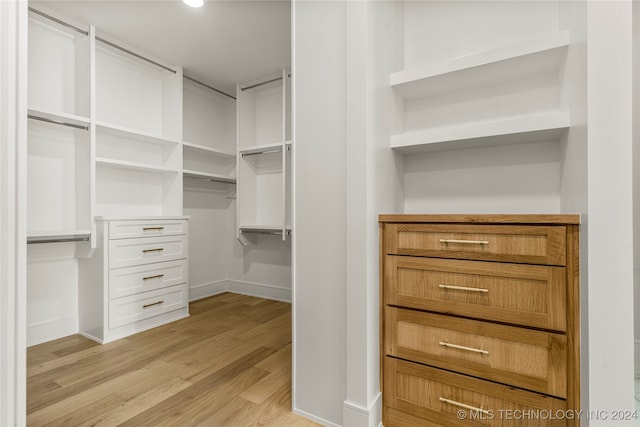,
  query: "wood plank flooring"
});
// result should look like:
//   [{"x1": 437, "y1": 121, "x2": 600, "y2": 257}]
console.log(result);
[{"x1": 27, "y1": 293, "x2": 319, "y2": 427}]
